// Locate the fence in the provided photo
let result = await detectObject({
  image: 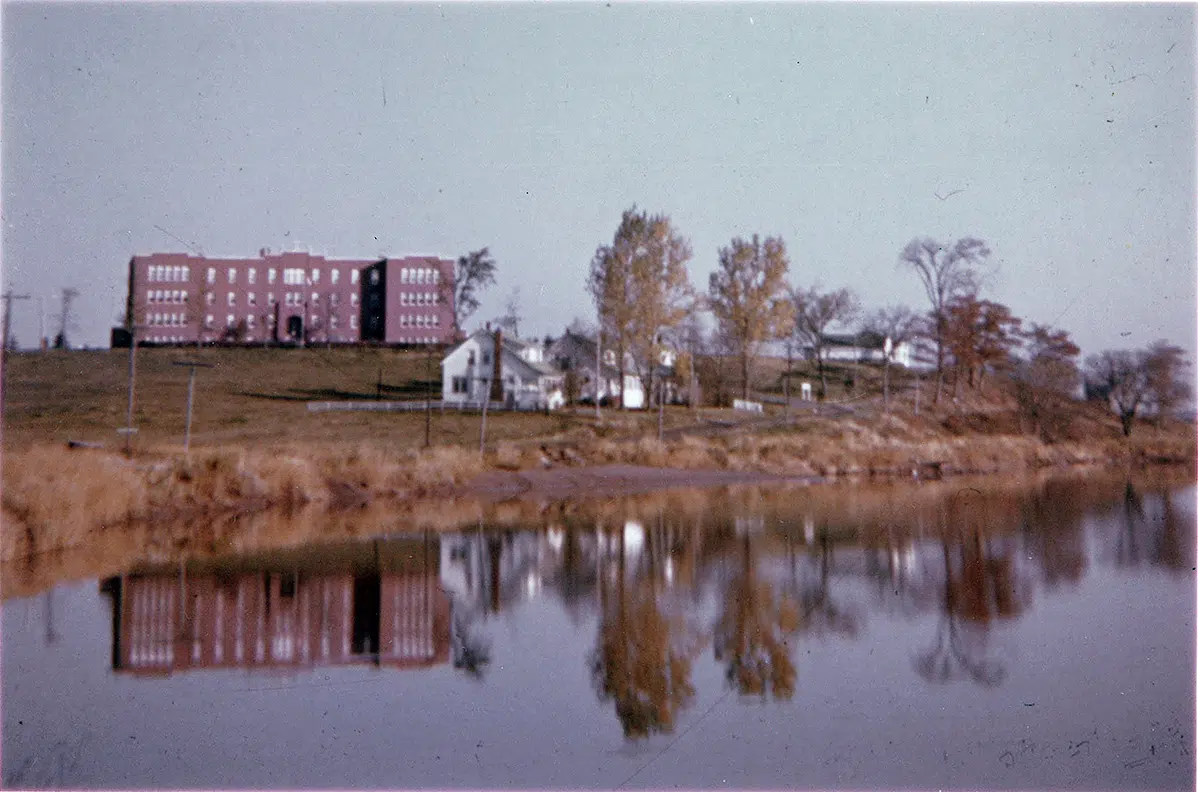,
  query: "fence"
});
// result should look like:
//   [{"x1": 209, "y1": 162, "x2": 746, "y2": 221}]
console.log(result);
[{"x1": 306, "y1": 399, "x2": 544, "y2": 414}]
